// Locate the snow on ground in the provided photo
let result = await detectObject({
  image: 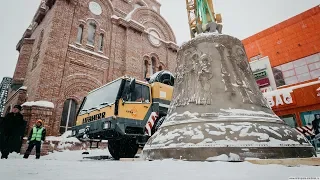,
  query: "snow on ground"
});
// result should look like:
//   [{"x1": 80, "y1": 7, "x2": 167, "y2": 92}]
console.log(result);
[
  {"x1": 1, "y1": 150, "x2": 320, "y2": 180},
  {"x1": 45, "y1": 131, "x2": 80, "y2": 142}
]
